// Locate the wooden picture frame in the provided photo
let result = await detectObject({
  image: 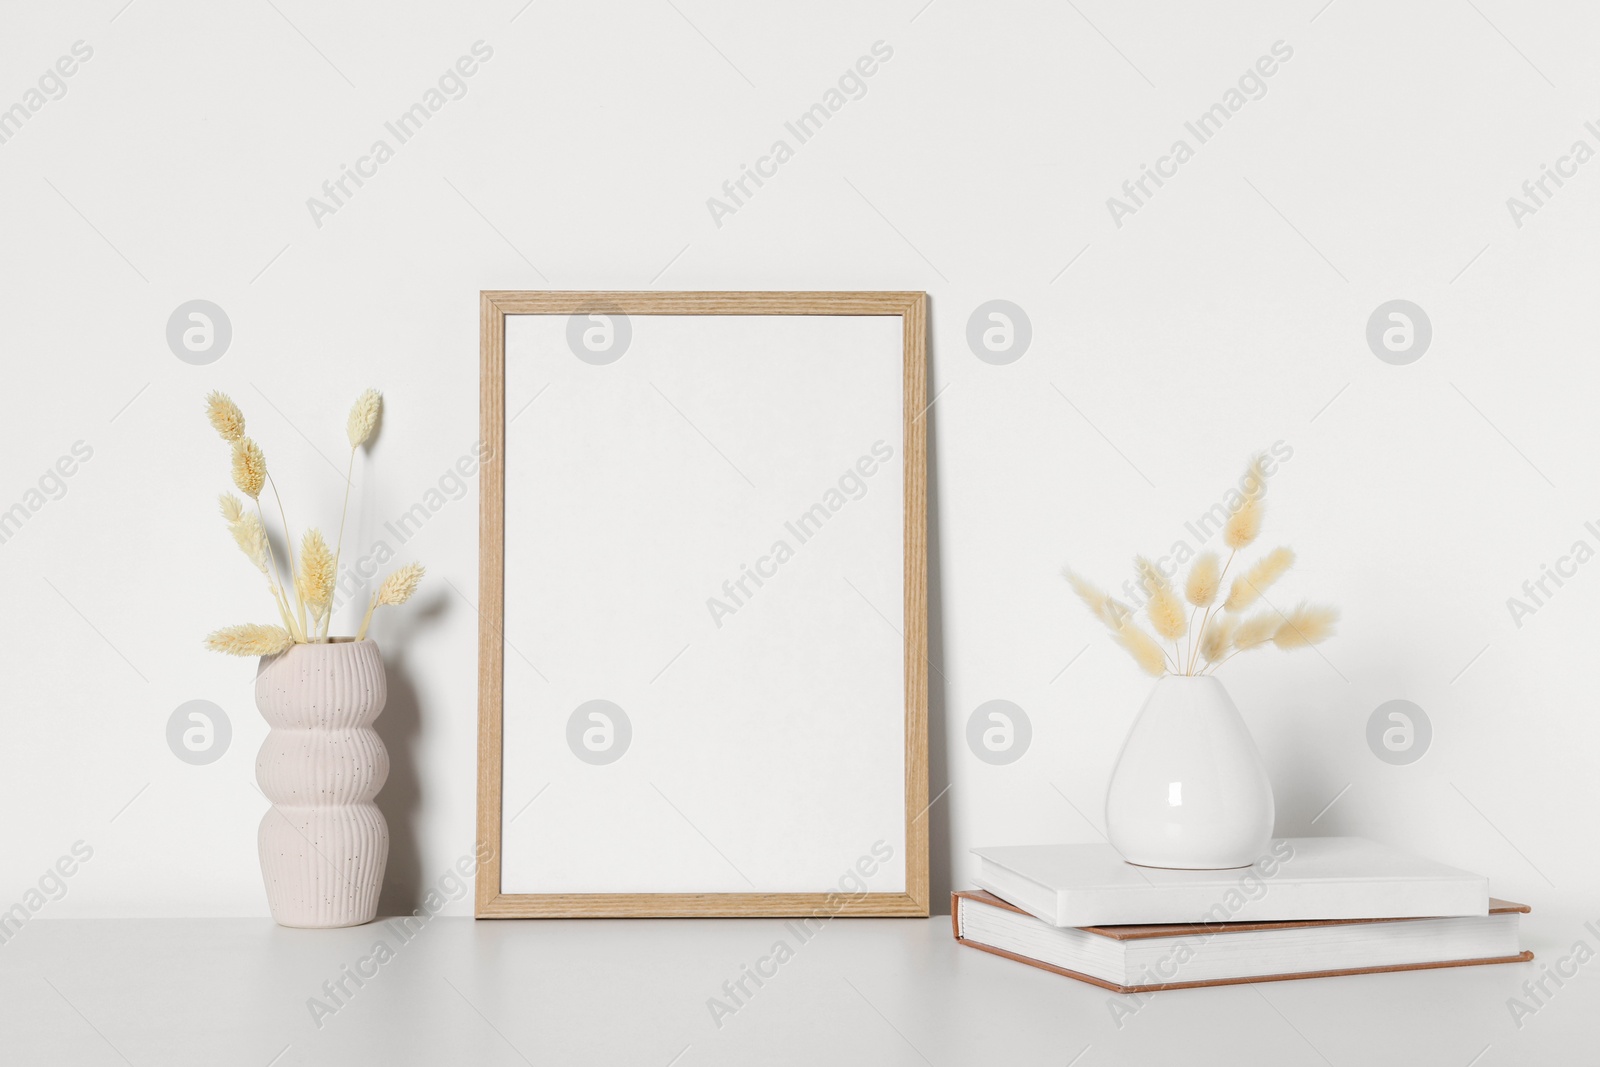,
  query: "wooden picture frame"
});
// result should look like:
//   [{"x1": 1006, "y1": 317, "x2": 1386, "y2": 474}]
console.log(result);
[{"x1": 476, "y1": 291, "x2": 928, "y2": 918}]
